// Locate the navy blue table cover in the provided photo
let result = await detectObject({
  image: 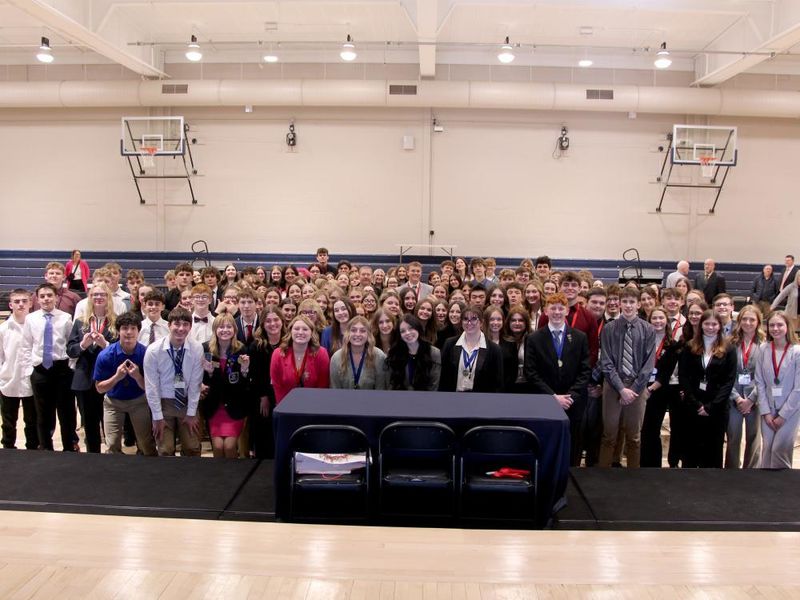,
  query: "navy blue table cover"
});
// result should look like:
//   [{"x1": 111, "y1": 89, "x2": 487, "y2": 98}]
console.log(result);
[{"x1": 273, "y1": 388, "x2": 570, "y2": 526}]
